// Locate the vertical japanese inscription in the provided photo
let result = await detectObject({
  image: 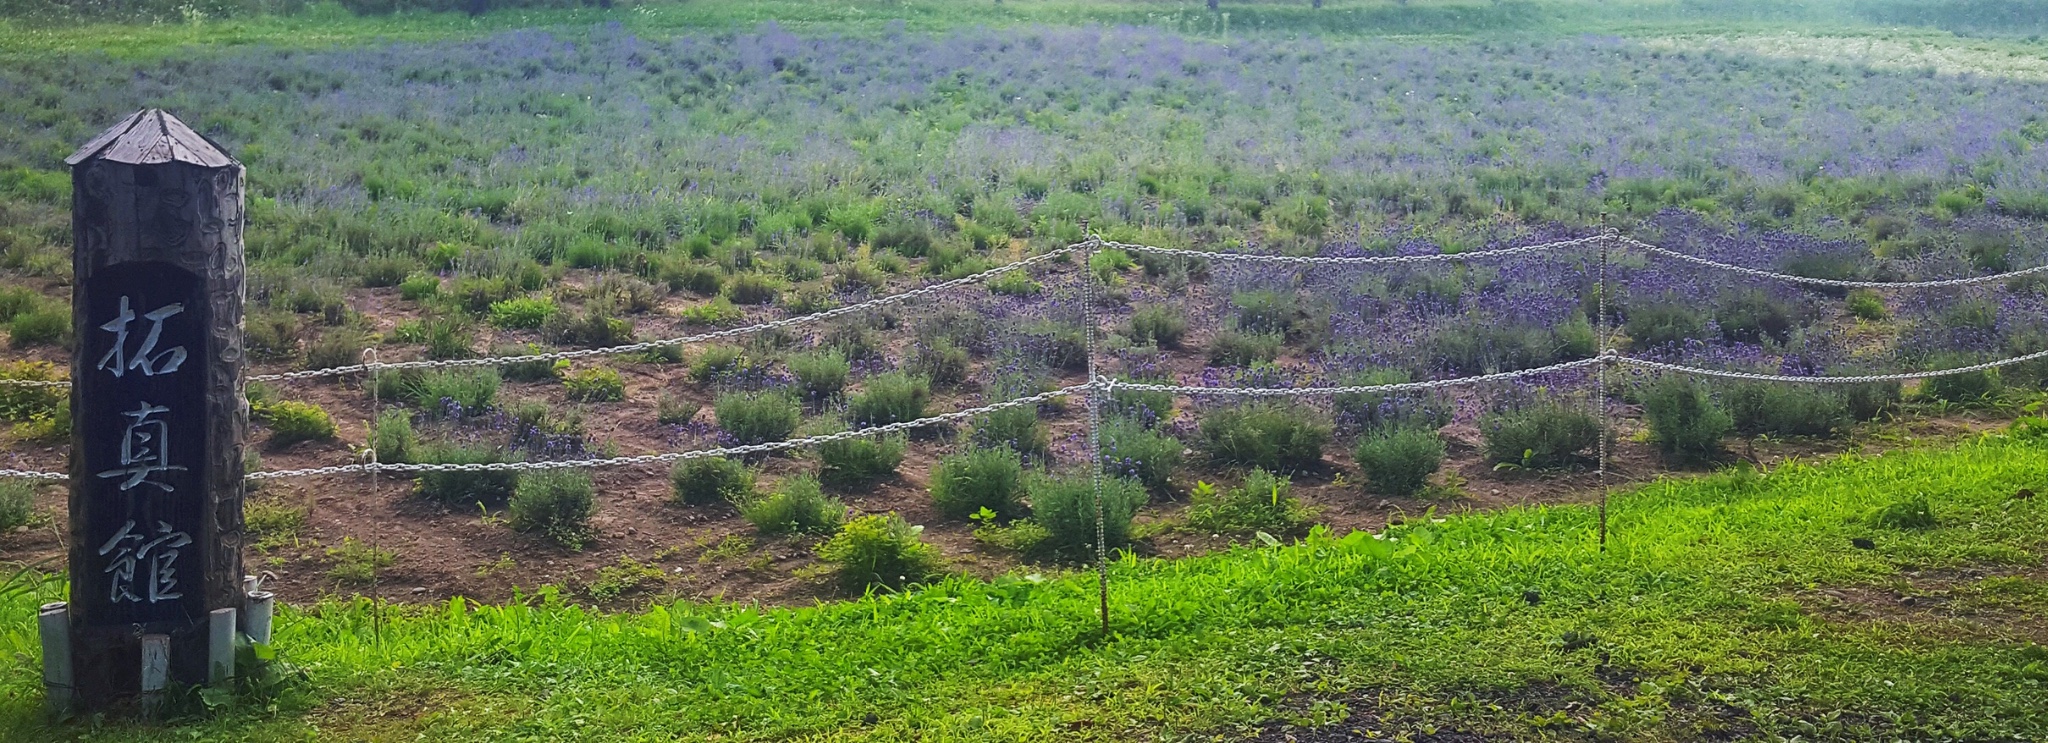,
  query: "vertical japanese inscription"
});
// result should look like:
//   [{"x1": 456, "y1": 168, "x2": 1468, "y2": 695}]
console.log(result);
[{"x1": 77, "y1": 263, "x2": 207, "y2": 627}]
